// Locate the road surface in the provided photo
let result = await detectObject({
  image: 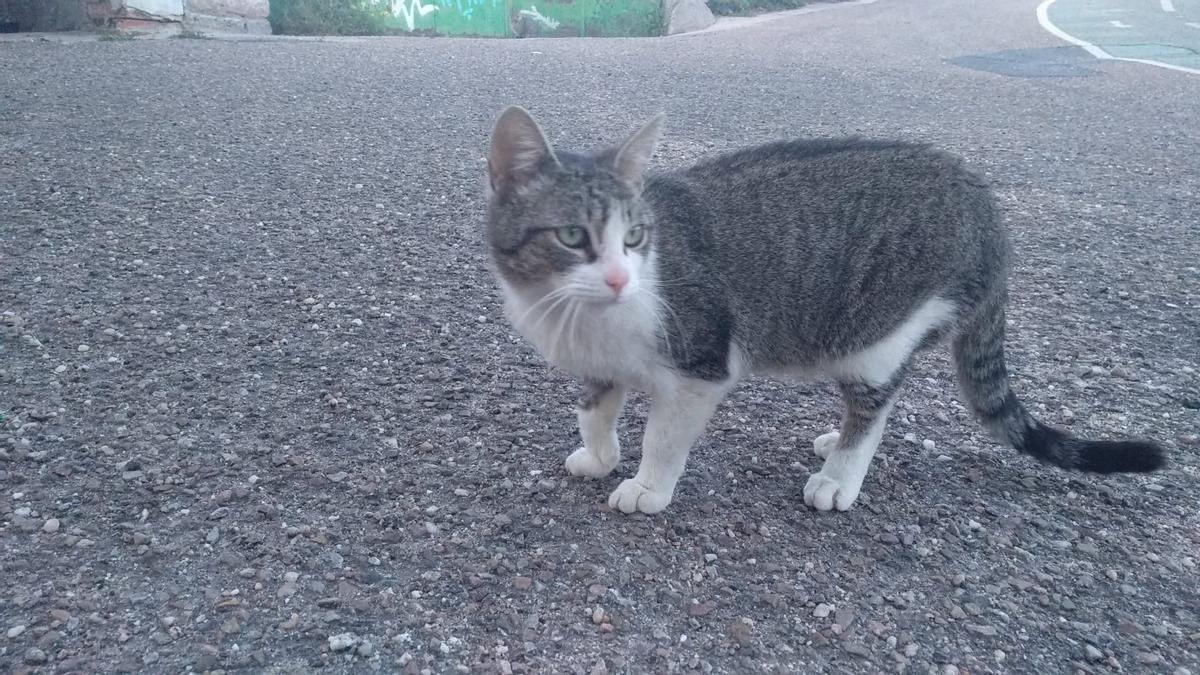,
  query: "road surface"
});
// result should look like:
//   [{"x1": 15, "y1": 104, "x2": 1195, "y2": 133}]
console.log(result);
[{"x1": 1, "y1": 0, "x2": 1198, "y2": 673}]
